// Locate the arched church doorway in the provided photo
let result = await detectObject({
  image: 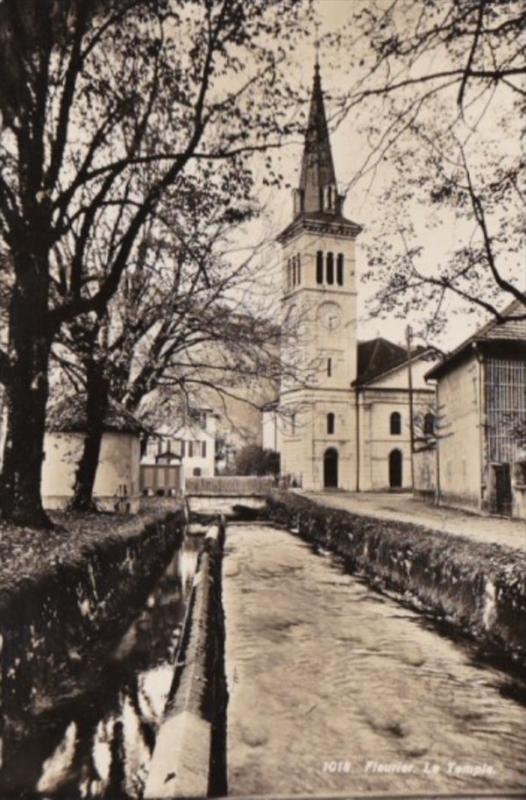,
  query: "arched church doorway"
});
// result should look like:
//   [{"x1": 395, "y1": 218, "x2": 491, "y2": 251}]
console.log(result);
[
  {"x1": 389, "y1": 449, "x2": 403, "y2": 489},
  {"x1": 324, "y1": 448, "x2": 338, "y2": 489}
]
